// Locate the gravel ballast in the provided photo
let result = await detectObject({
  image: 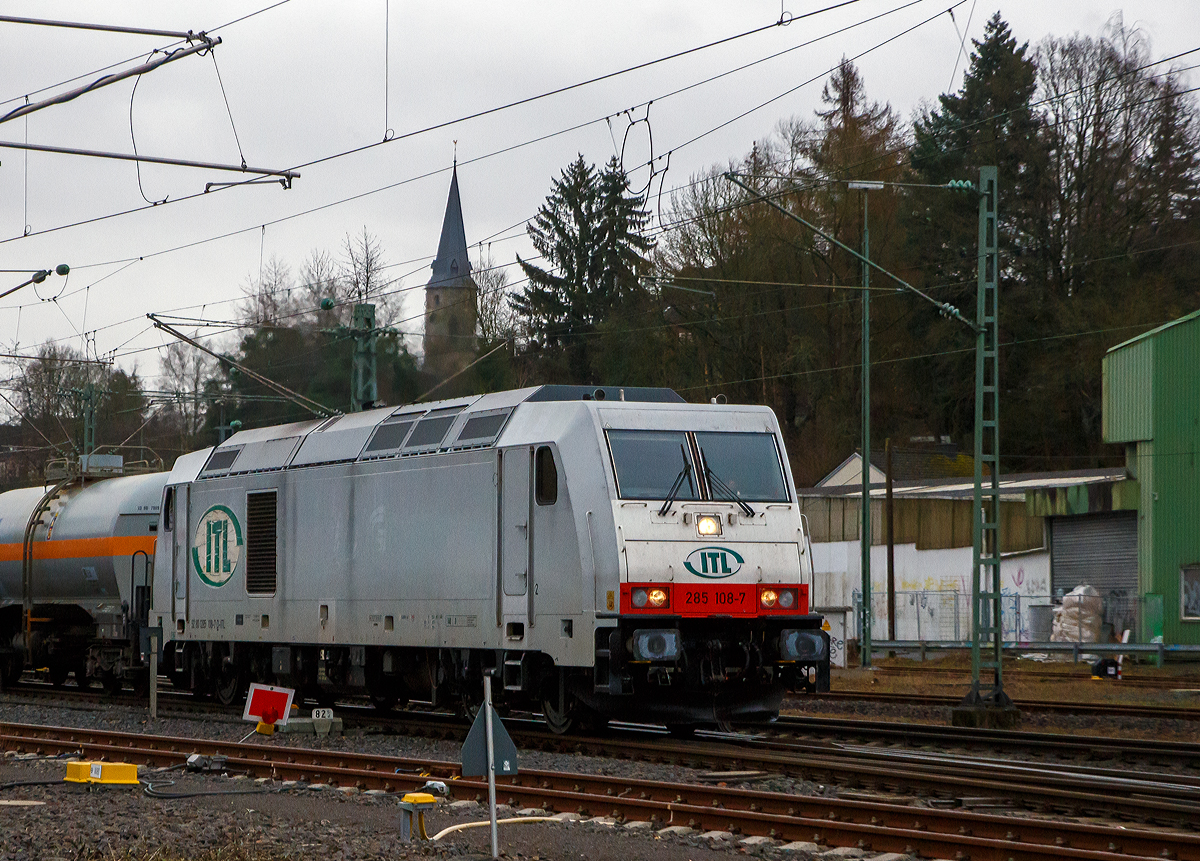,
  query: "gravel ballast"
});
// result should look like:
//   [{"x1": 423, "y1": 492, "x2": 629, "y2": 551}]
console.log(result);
[{"x1": 0, "y1": 694, "x2": 842, "y2": 861}]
